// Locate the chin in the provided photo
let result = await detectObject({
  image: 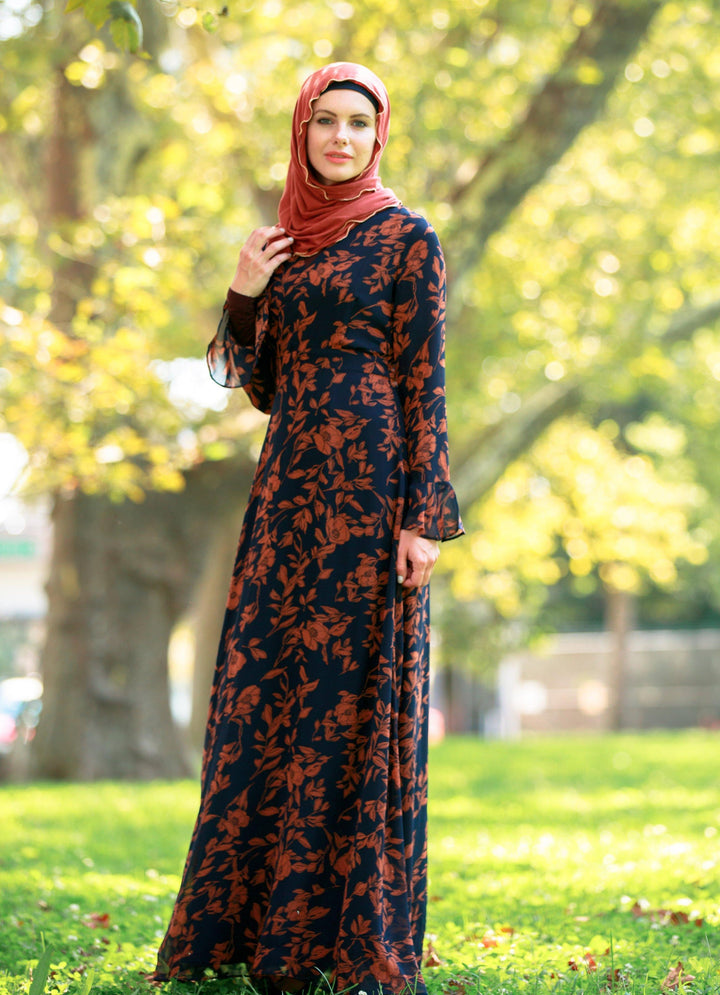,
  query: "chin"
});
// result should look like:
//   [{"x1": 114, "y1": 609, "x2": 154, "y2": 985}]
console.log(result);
[{"x1": 319, "y1": 171, "x2": 357, "y2": 186}]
